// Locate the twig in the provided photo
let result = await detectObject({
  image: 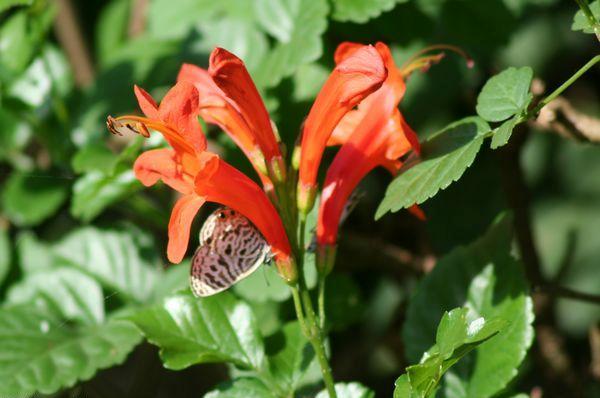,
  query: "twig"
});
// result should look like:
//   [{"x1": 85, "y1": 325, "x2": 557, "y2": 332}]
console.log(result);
[
  {"x1": 590, "y1": 325, "x2": 600, "y2": 380},
  {"x1": 534, "y1": 97, "x2": 600, "y2": 143},
  {"x1": 128, "y1": 0, "x2": 149, "y2": 38},
  {"x1": 53, "y1": 0, "x2": 95, "y2": 87},
  {"x1": 537, "y1": 284, "x2": 600, "y2": 304}
]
